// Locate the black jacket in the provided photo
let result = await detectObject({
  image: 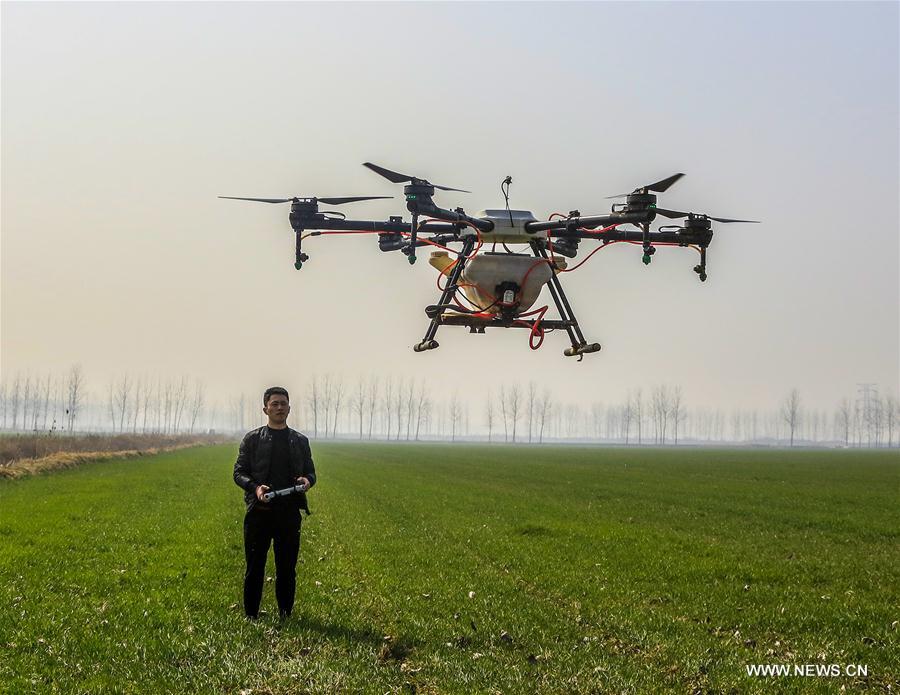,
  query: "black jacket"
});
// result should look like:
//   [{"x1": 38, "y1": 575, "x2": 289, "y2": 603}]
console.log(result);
[{"x1": 233, "y1": 426, "x2": 317, "y2": 514}]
